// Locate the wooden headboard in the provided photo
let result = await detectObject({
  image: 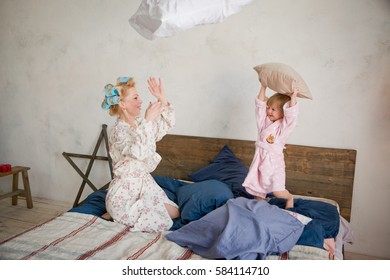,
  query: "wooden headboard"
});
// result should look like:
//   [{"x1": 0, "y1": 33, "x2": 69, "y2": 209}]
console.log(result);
[{"x1": 153, "y1": 134, "x2": 356, "y2": 221}]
